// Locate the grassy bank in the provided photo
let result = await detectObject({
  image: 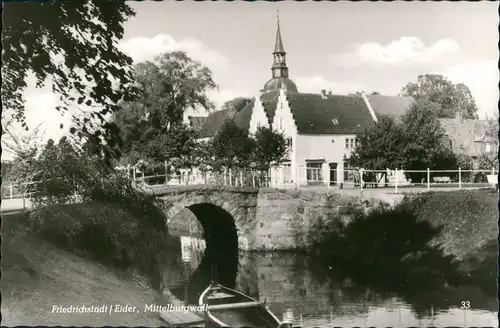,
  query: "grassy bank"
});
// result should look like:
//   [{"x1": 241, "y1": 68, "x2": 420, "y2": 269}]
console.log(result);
[
  {"x1": 1, "y1": 210, "x2": 172, "y2": 326},
  {"x1": 1, "y1": 197, "x2": 177, "y2": 326},
  {"x1": 408, "y1": 189, "x2": 498, "y2": 262},
  {"x1": 29, "y1": 201, "x2": 169, "y2": 283},
  {"x1": 308, "y1": 189, "x2": 498, "y2": 292}
]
